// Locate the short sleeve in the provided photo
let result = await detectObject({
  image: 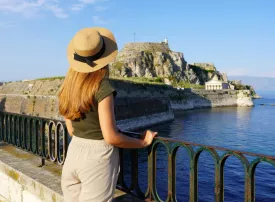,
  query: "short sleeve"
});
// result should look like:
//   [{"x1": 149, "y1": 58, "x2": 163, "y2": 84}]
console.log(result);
[{"x1": 96, "y1": 78, "x2": 117, "y2": 103}]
